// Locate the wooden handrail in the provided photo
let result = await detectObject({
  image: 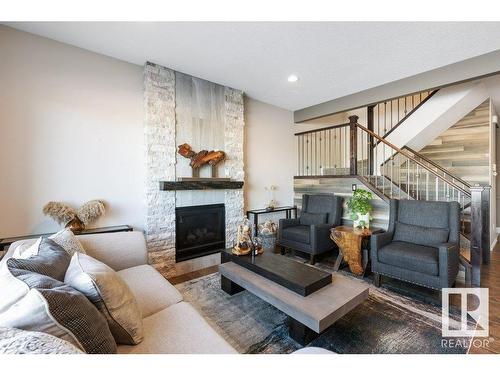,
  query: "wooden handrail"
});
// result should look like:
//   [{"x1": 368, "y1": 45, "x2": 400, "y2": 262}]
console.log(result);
[
  {"x1": 402, "y1": 145, "x2": 471, "y2": 189},
  {"x1": 356, "y1": 123, "x2": 471, "y2": 197},
  {"x1": 374, "y1": 89, "x2": 439, "y2": 144},
  {"x1": 294, "y1": 122, "x2": 349, "y2": 136}
]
